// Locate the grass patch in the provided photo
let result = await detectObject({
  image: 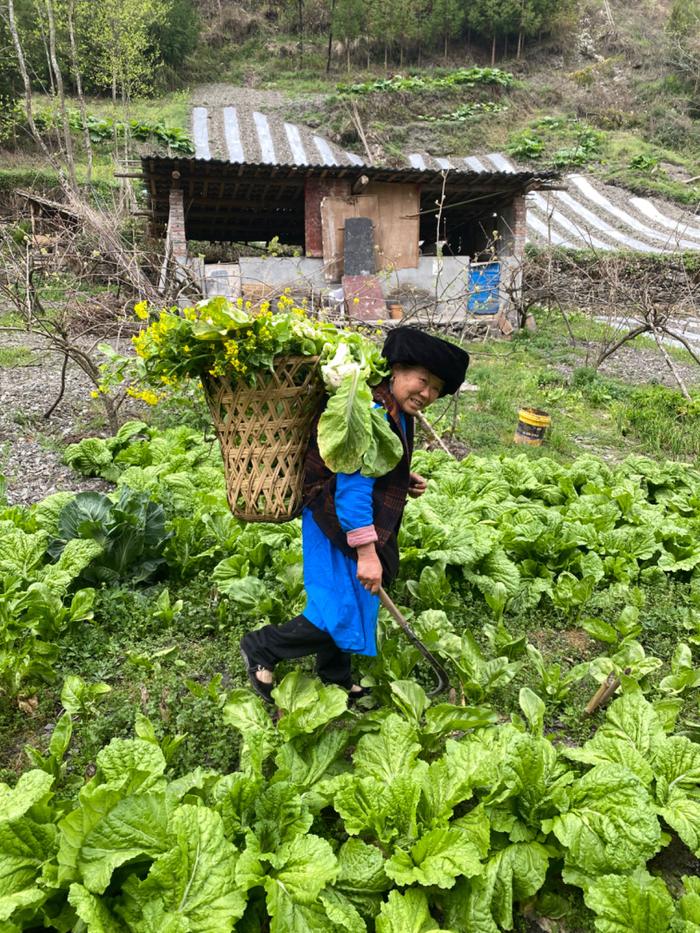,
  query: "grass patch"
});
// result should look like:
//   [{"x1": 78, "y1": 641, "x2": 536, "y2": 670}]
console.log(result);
[
  {"x1": 600, "y1": 131, "x2": 700, "y2": 205},
  {"x1": 35, "y1": 91, "x2": 191, "y2": 133},
  {"x1": 0, "y1": 345, "x2": 37, "y2": 368},
  {"x1": 419, "y1": 307, "x2": 700, "y2": 464},
  {"x1": 615, "y1": 384, "x2": 700, "y2": 461}
]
